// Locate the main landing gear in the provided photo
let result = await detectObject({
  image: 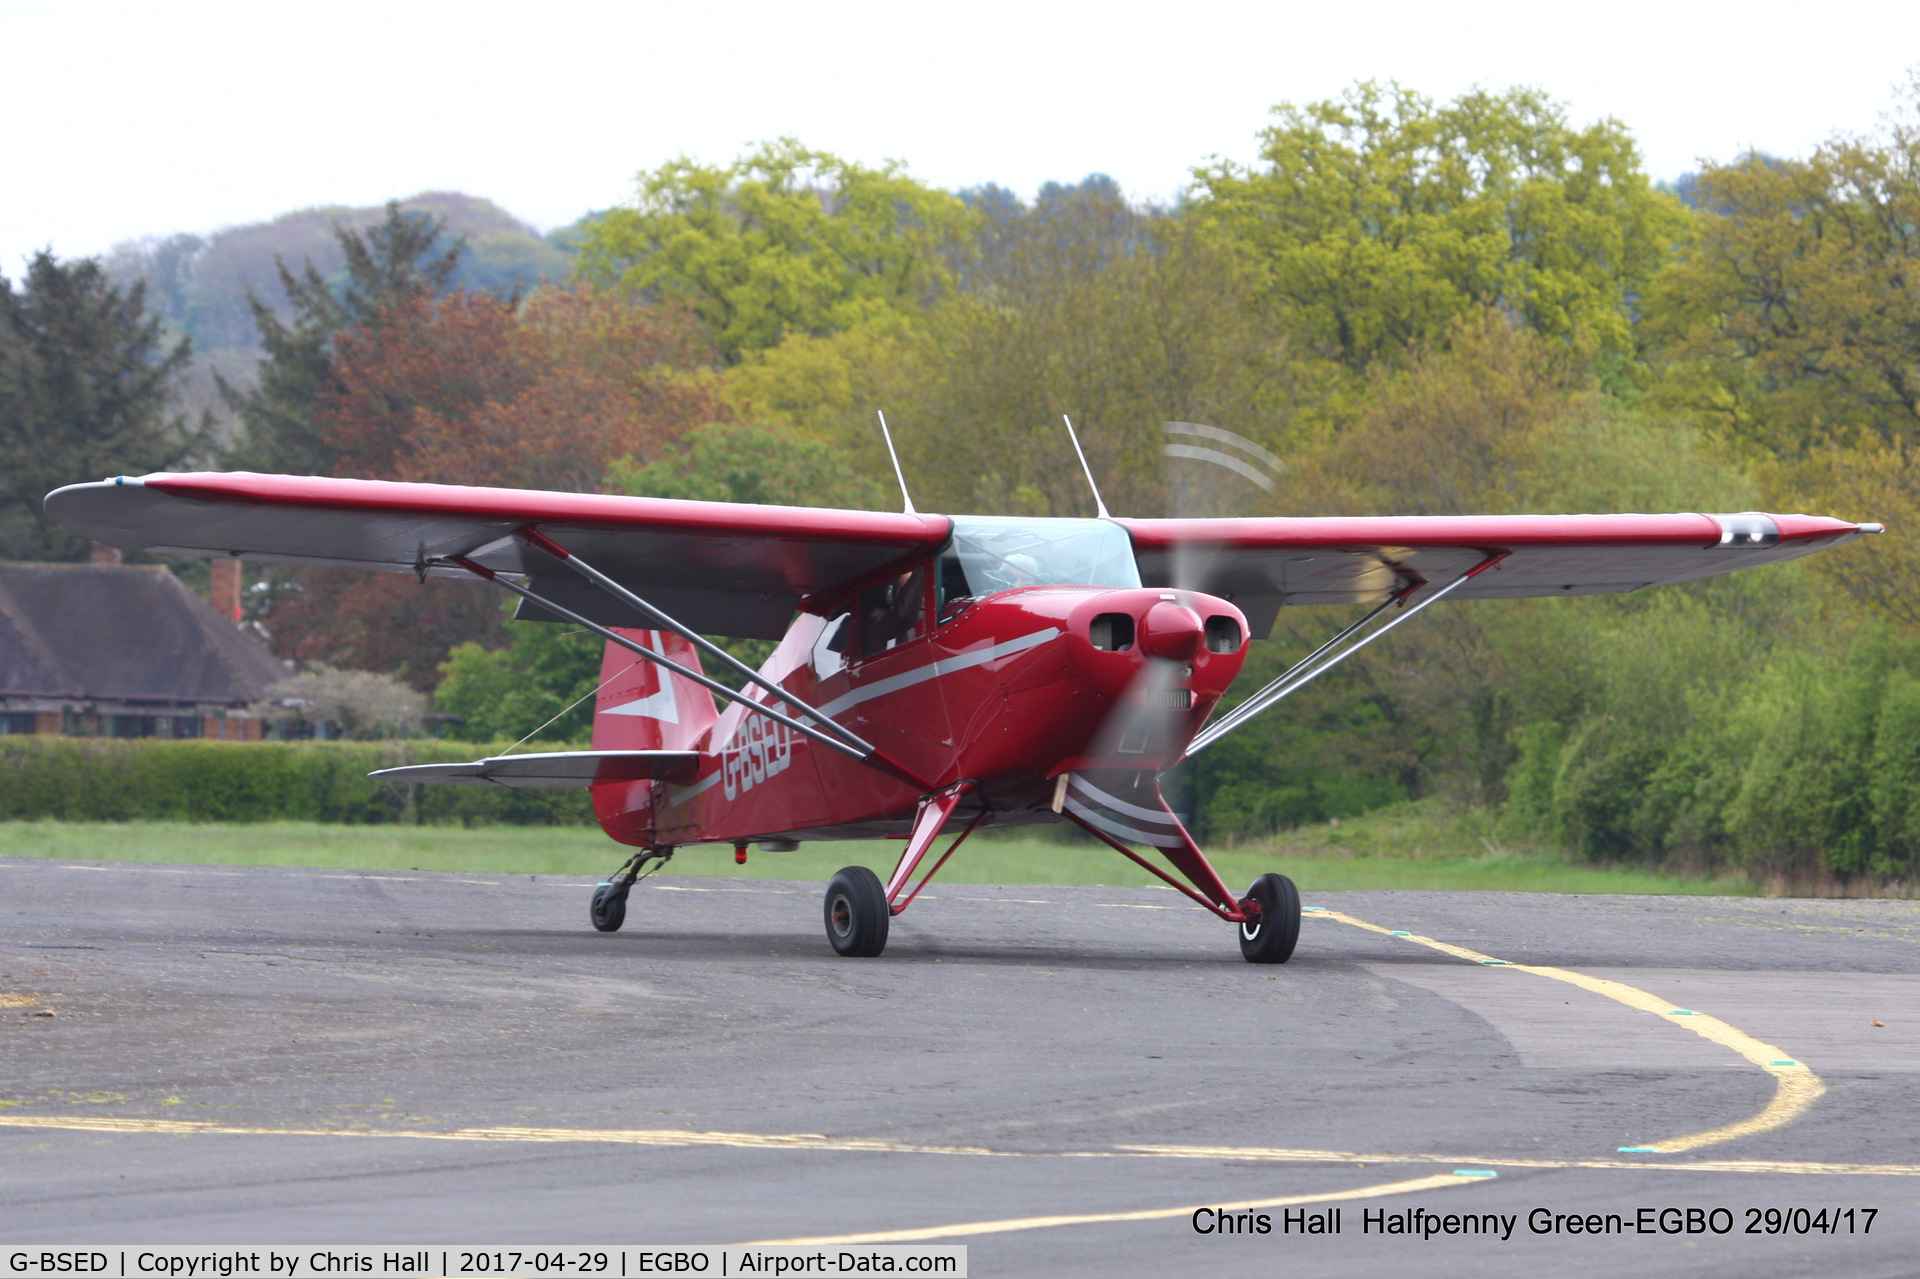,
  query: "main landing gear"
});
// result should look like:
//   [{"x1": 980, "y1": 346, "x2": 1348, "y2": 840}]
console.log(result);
[
  {"x1": 1238, "y1": 872, "x2": 1301, "y2": 964},
  {"x1": 822, "y1": 782, "x2": 983, "y2": 959},
  {"x1": 824, "y1": 866, "x2": 891, "y2": 957},
  {"x1": 589, "y1": 847, "x2": 673, "y2": 933}
]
